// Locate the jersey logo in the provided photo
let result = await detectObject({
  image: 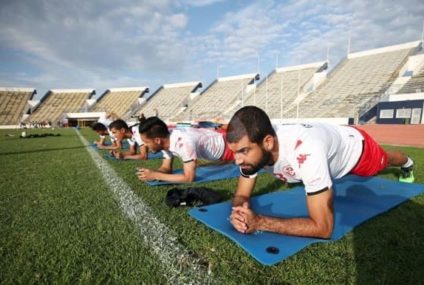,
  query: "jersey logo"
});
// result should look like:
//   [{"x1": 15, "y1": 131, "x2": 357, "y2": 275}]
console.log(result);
[
  {"x1": 294, "y1": 139, "x2": 303, "y2": 150},
  {"x1": 282, "y1": 165, "x2": 295, "y2": 177},
  {"x1": 296, "y1": 153, "x2": 310, "y2": 167},
  {"x1": 177, "y1": 137, "x2": 184, "y2": 149}
]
